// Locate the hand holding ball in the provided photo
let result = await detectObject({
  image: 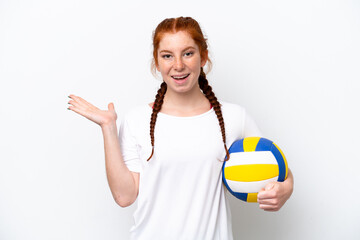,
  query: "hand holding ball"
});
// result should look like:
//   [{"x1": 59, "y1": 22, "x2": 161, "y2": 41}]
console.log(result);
[{"x1": 222, "y1": 137, "x2": 288, "y2": 202}]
